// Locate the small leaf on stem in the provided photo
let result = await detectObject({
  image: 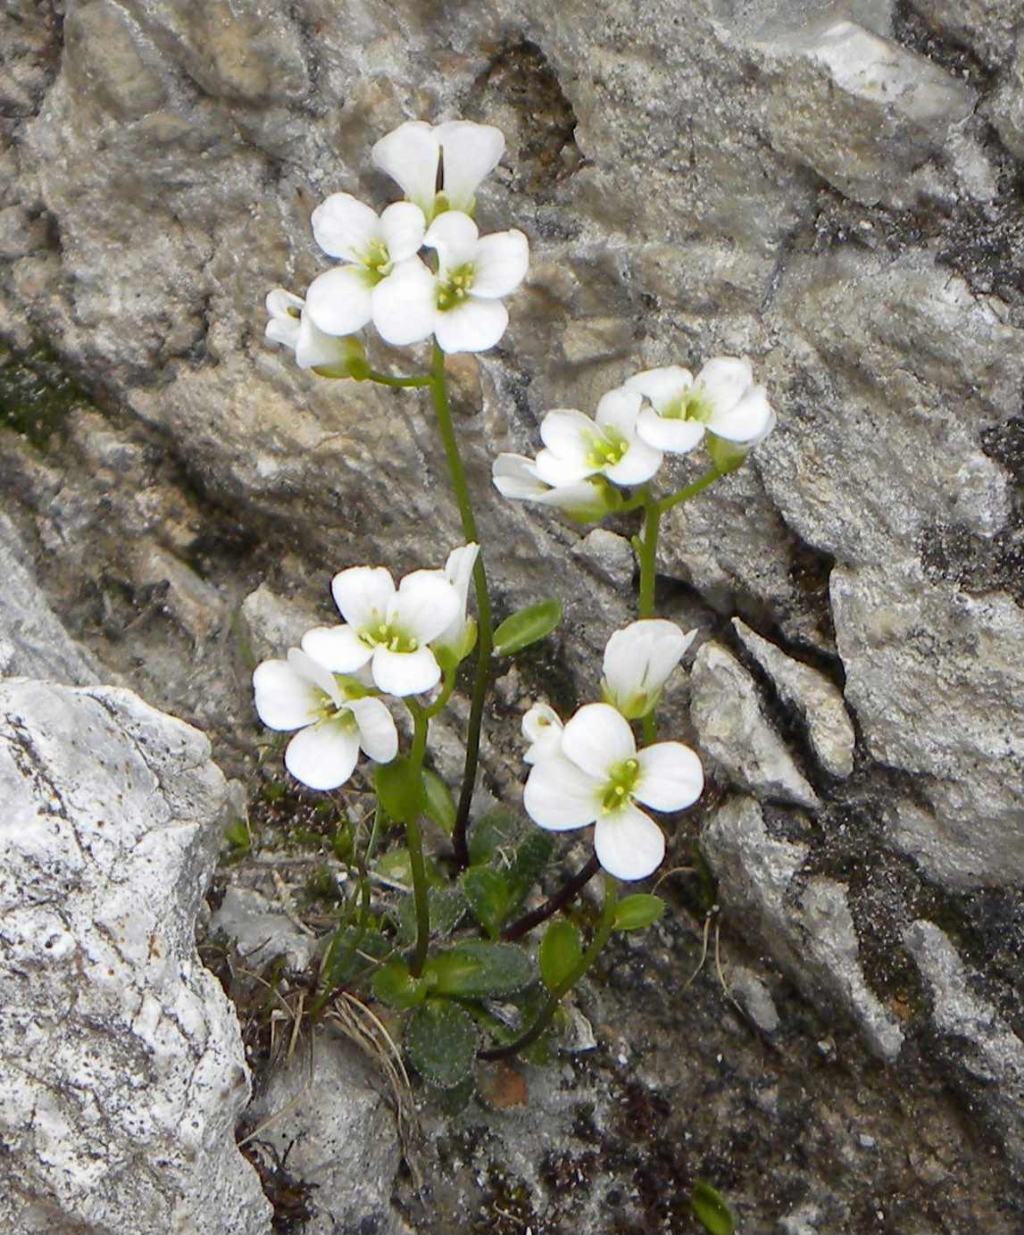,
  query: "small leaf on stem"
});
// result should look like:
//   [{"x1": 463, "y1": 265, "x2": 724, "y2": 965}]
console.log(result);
[
  {"x1": 691, "y1": 1181, "x2": 735, "y2": 1235},
  {"x1": 613, "y1": 893, "x2": 665, "y2": 931},
  {"x1": 424, "y1": 940, "x2": 535, "y2": 998},
  {"x1": 538, "y1": 919, "x2": 583, "y2": 992},
  {"x1": 422, "y1": 768, "x2": 457, "y2": 835},
  {"x1": 493, "y1": 599, "x2": 563, "y2": 656}
]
